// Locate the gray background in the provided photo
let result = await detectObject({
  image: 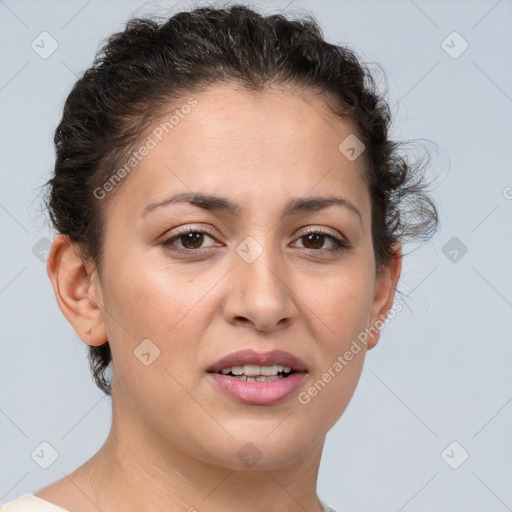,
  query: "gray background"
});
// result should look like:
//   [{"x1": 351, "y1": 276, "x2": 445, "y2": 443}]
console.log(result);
[{"x1": 1, "y1": 0, "x2": 511, "y2": 511}]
